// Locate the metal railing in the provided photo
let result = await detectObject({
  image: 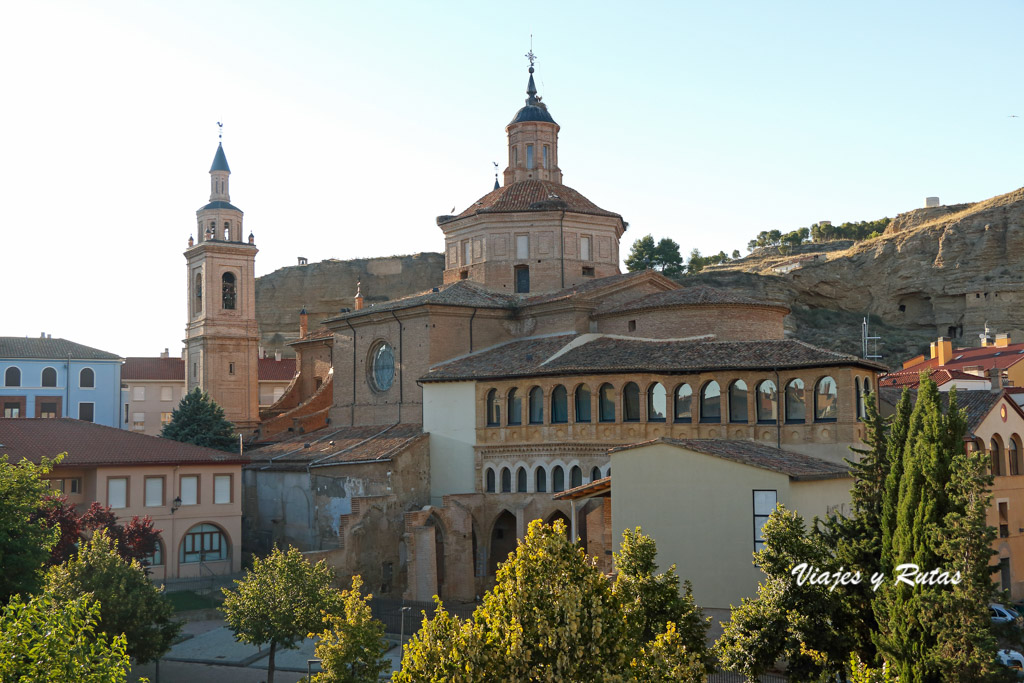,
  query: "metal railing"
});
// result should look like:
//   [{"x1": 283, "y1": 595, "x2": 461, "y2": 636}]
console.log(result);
[
  {"x1": 708, "y1": 672, "x2": 786, "y2": 683},
  {"x1": 369, "y1": 597, "x2": 477, "y2": 638}
]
